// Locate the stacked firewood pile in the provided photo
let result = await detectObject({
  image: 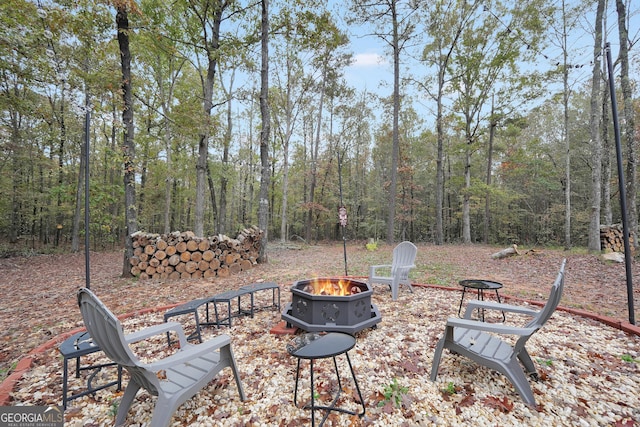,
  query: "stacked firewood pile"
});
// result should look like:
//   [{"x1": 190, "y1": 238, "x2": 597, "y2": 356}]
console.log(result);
[
  {"x1": 129, "y1": 226, "x2": 263, "y2": 280},
  {"x1": 600, "y1": 224, "x2": 634, "y2": 253}
]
